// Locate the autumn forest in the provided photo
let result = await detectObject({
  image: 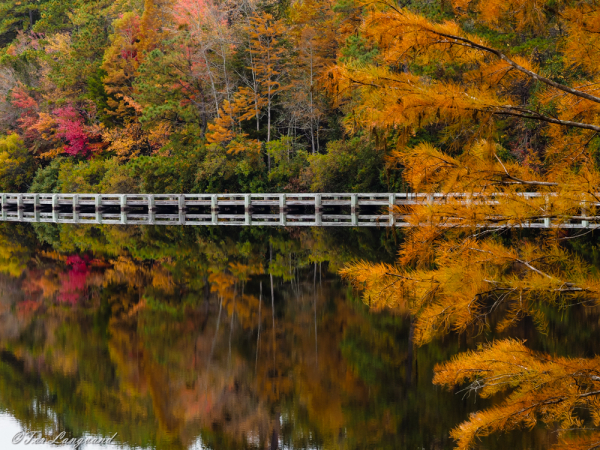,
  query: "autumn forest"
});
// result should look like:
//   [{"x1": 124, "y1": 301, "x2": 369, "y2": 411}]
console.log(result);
[{"x1": 3, "y1": 0, "x2": 600, "y2": 449}]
